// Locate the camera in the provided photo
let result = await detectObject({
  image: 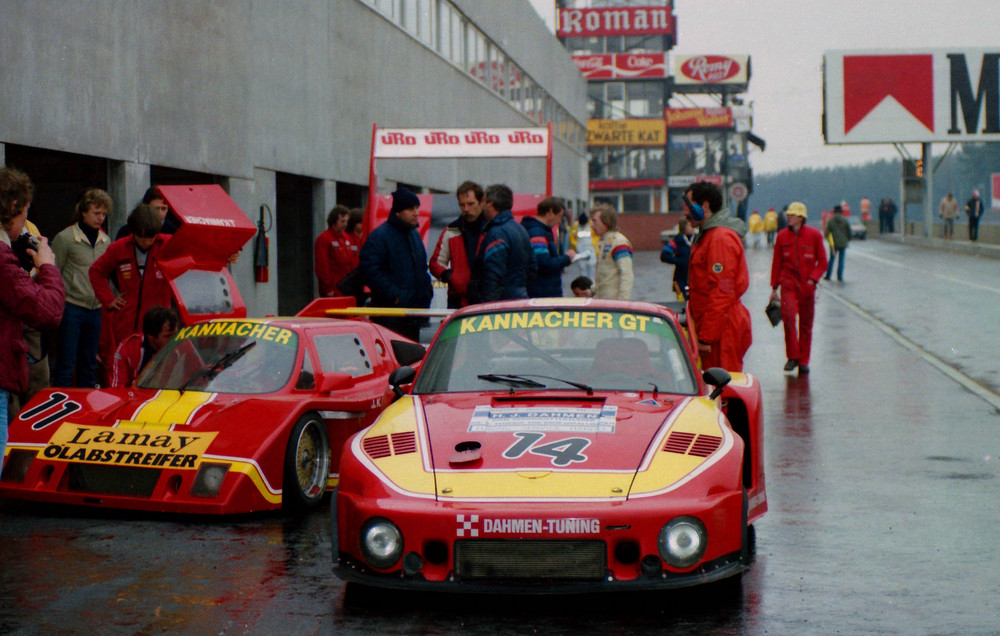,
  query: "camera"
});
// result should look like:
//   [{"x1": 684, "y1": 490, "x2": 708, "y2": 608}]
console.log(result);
[{"x1": 11, "y1": 231, "x2": 39, "y2": 272}]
